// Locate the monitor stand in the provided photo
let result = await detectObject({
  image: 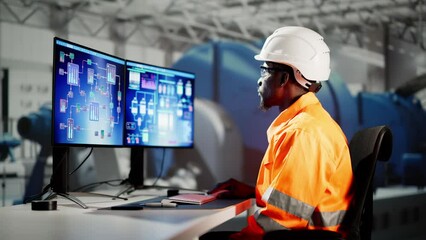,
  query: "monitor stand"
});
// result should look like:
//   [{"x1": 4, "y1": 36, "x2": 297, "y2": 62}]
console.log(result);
[
  {"x1": 24, "y1": 146, "x2": 129, "y2": 208},
  {"x1": 46, "y1": 146, "x2": 88, "y2": 209},
  {"x1": 114, "y1": 147, "x2": 146, "y2": 199}
]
